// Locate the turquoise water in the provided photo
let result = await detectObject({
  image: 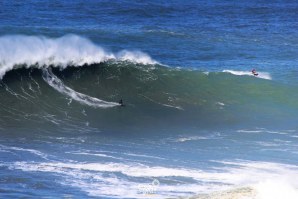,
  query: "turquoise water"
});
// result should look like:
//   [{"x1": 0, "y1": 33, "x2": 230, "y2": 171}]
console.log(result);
[{"x1": 0, "y1": 1, "x2": 298, "y2": 198}]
